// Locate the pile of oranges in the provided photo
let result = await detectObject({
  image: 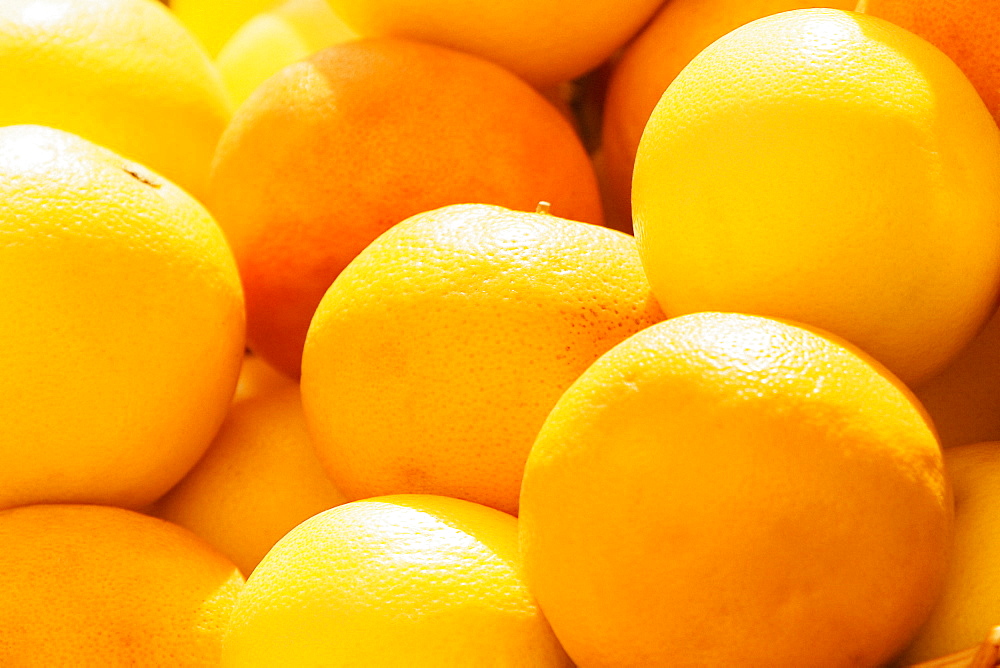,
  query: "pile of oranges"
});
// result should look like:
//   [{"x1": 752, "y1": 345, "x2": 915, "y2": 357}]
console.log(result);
[{"x1": 0, "y1": 0, "x2": 999, "y2": 665}]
